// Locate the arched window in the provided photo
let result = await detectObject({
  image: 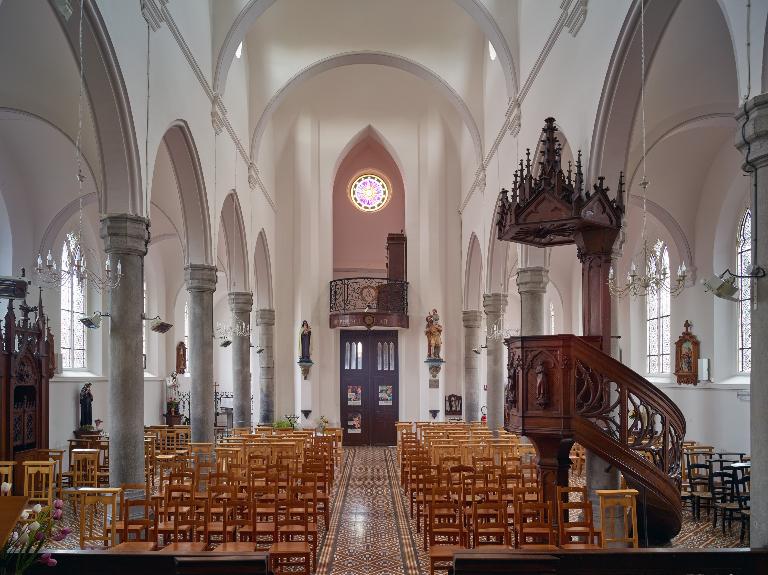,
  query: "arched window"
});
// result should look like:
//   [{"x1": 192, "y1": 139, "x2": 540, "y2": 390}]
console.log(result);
[
  {"x1": 549, "y1": 301, "x2": 556, "y2": 335},
  {"x1": 737, "y1": 209, "x2": 752, "y2": 372},
  {"x1": 60, "y1": 233, "x2": 87, "y2": 370},
  {"x1": 184, "y1": 300, "x2": 191, "y2": 376},
  {"x1": 646, "y1": 240, "x2": 671, "y2": 374},
  {"x1": 142, "y1": 281, "x2": 147, "y2": 370}
]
